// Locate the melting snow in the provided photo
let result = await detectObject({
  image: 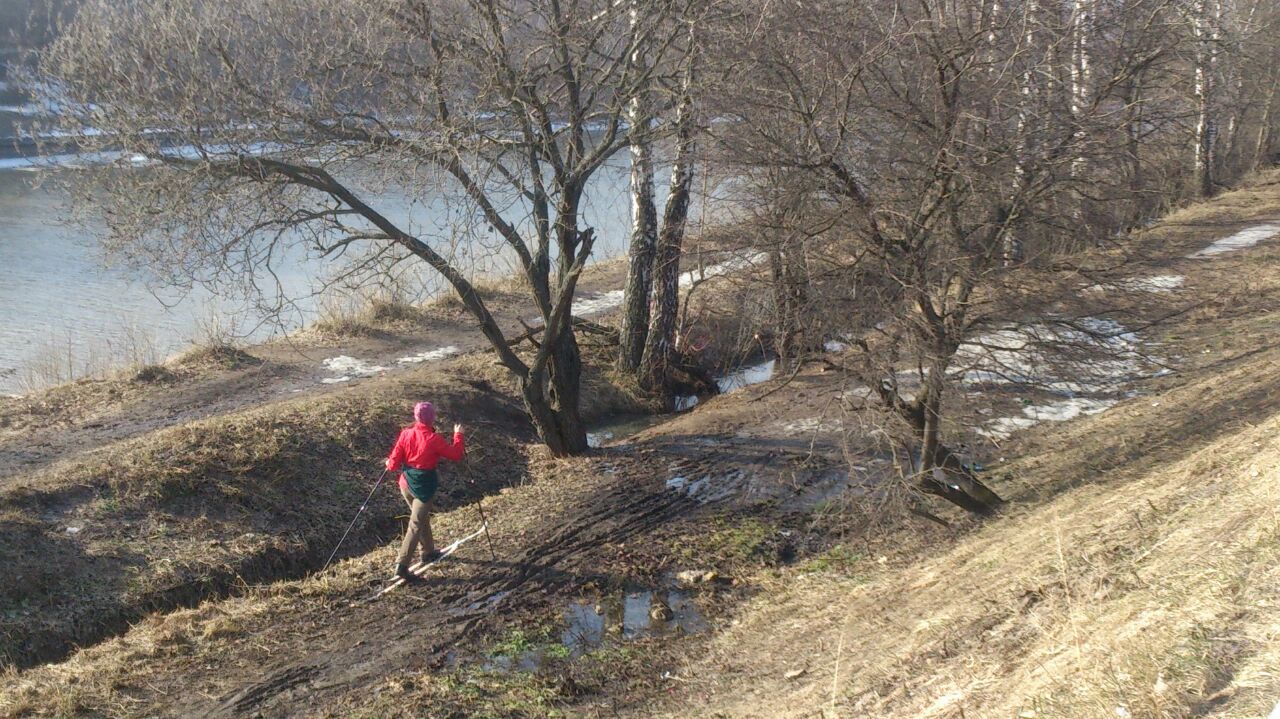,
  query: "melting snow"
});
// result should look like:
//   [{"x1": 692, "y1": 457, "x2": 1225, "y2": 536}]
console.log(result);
[
  {"x1": 321, "y1": 355, "x2": 387, "y2": 383},
  {"x1": 955, "y1": 318, "x2": 1152, "y2": 394},
  {"x1": 666, "y1": 470, "x2": 748, "y2": 503},
  {"x1": 781, "y1": 417, "x2": 843, "y2": 435},
  {"x1": 586, "y1": 431, "x2": 613, "y2": 448},
  {"x1": 1089, "y1": 275, "x2": 1186, "y2": 293},
  {"x1": 678, "y1": 253, "x2": 767, "y2": 289},
  {"x1": 824, "y1": 340, "x2": 850, "y2": 352},
  {"x1": 978, "y1": 397, "x2": 1117, "y2": 440},
  {"x1": 572, "y1": 290, "x2": 625, "y2": 315},
  {"x1": 717, "y1": 359, "x2": 777, "y2": 393},
  {"x1": 1188, "y1": 223, "x2": 1280, "y2": 258},
  {"x1": 396, "y1": 345, "x2": 461, "y2": 365}
]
